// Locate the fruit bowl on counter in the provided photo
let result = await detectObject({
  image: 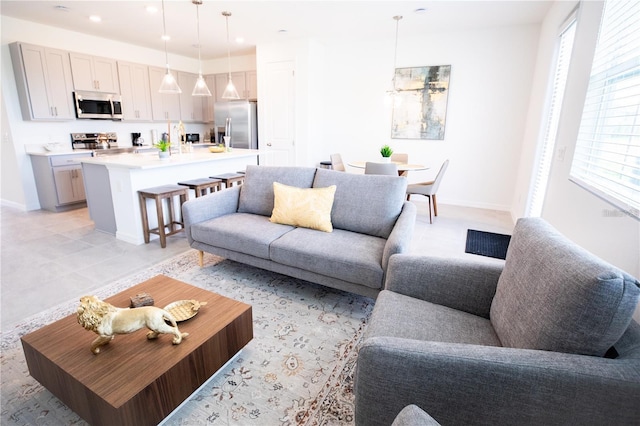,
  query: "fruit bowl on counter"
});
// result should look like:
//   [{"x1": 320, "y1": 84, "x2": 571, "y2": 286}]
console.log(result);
[{"x1": 209, "y1": 146, "x2": 225, "y2": 153}]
